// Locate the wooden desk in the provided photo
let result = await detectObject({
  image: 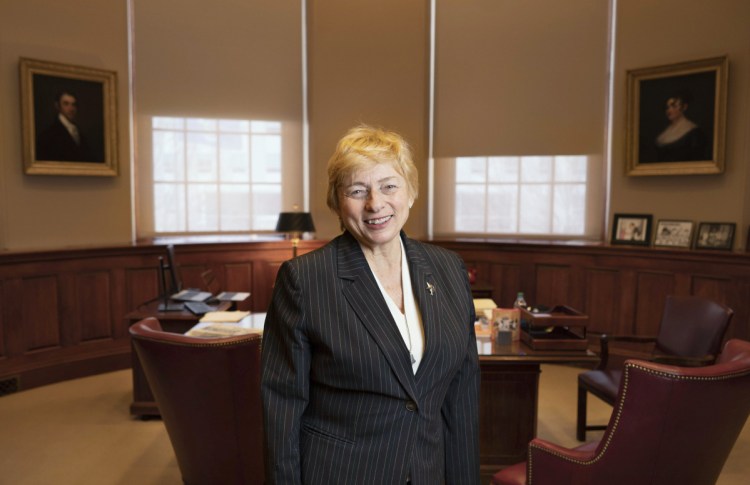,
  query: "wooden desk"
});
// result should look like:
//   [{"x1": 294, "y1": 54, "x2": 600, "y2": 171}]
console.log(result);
[
  {"x1": 125, "y1": 300, "x2": 231, "y2": 417},
  {"x1": 476, "y1": 338, "x2": 599, "y2": 483}
]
